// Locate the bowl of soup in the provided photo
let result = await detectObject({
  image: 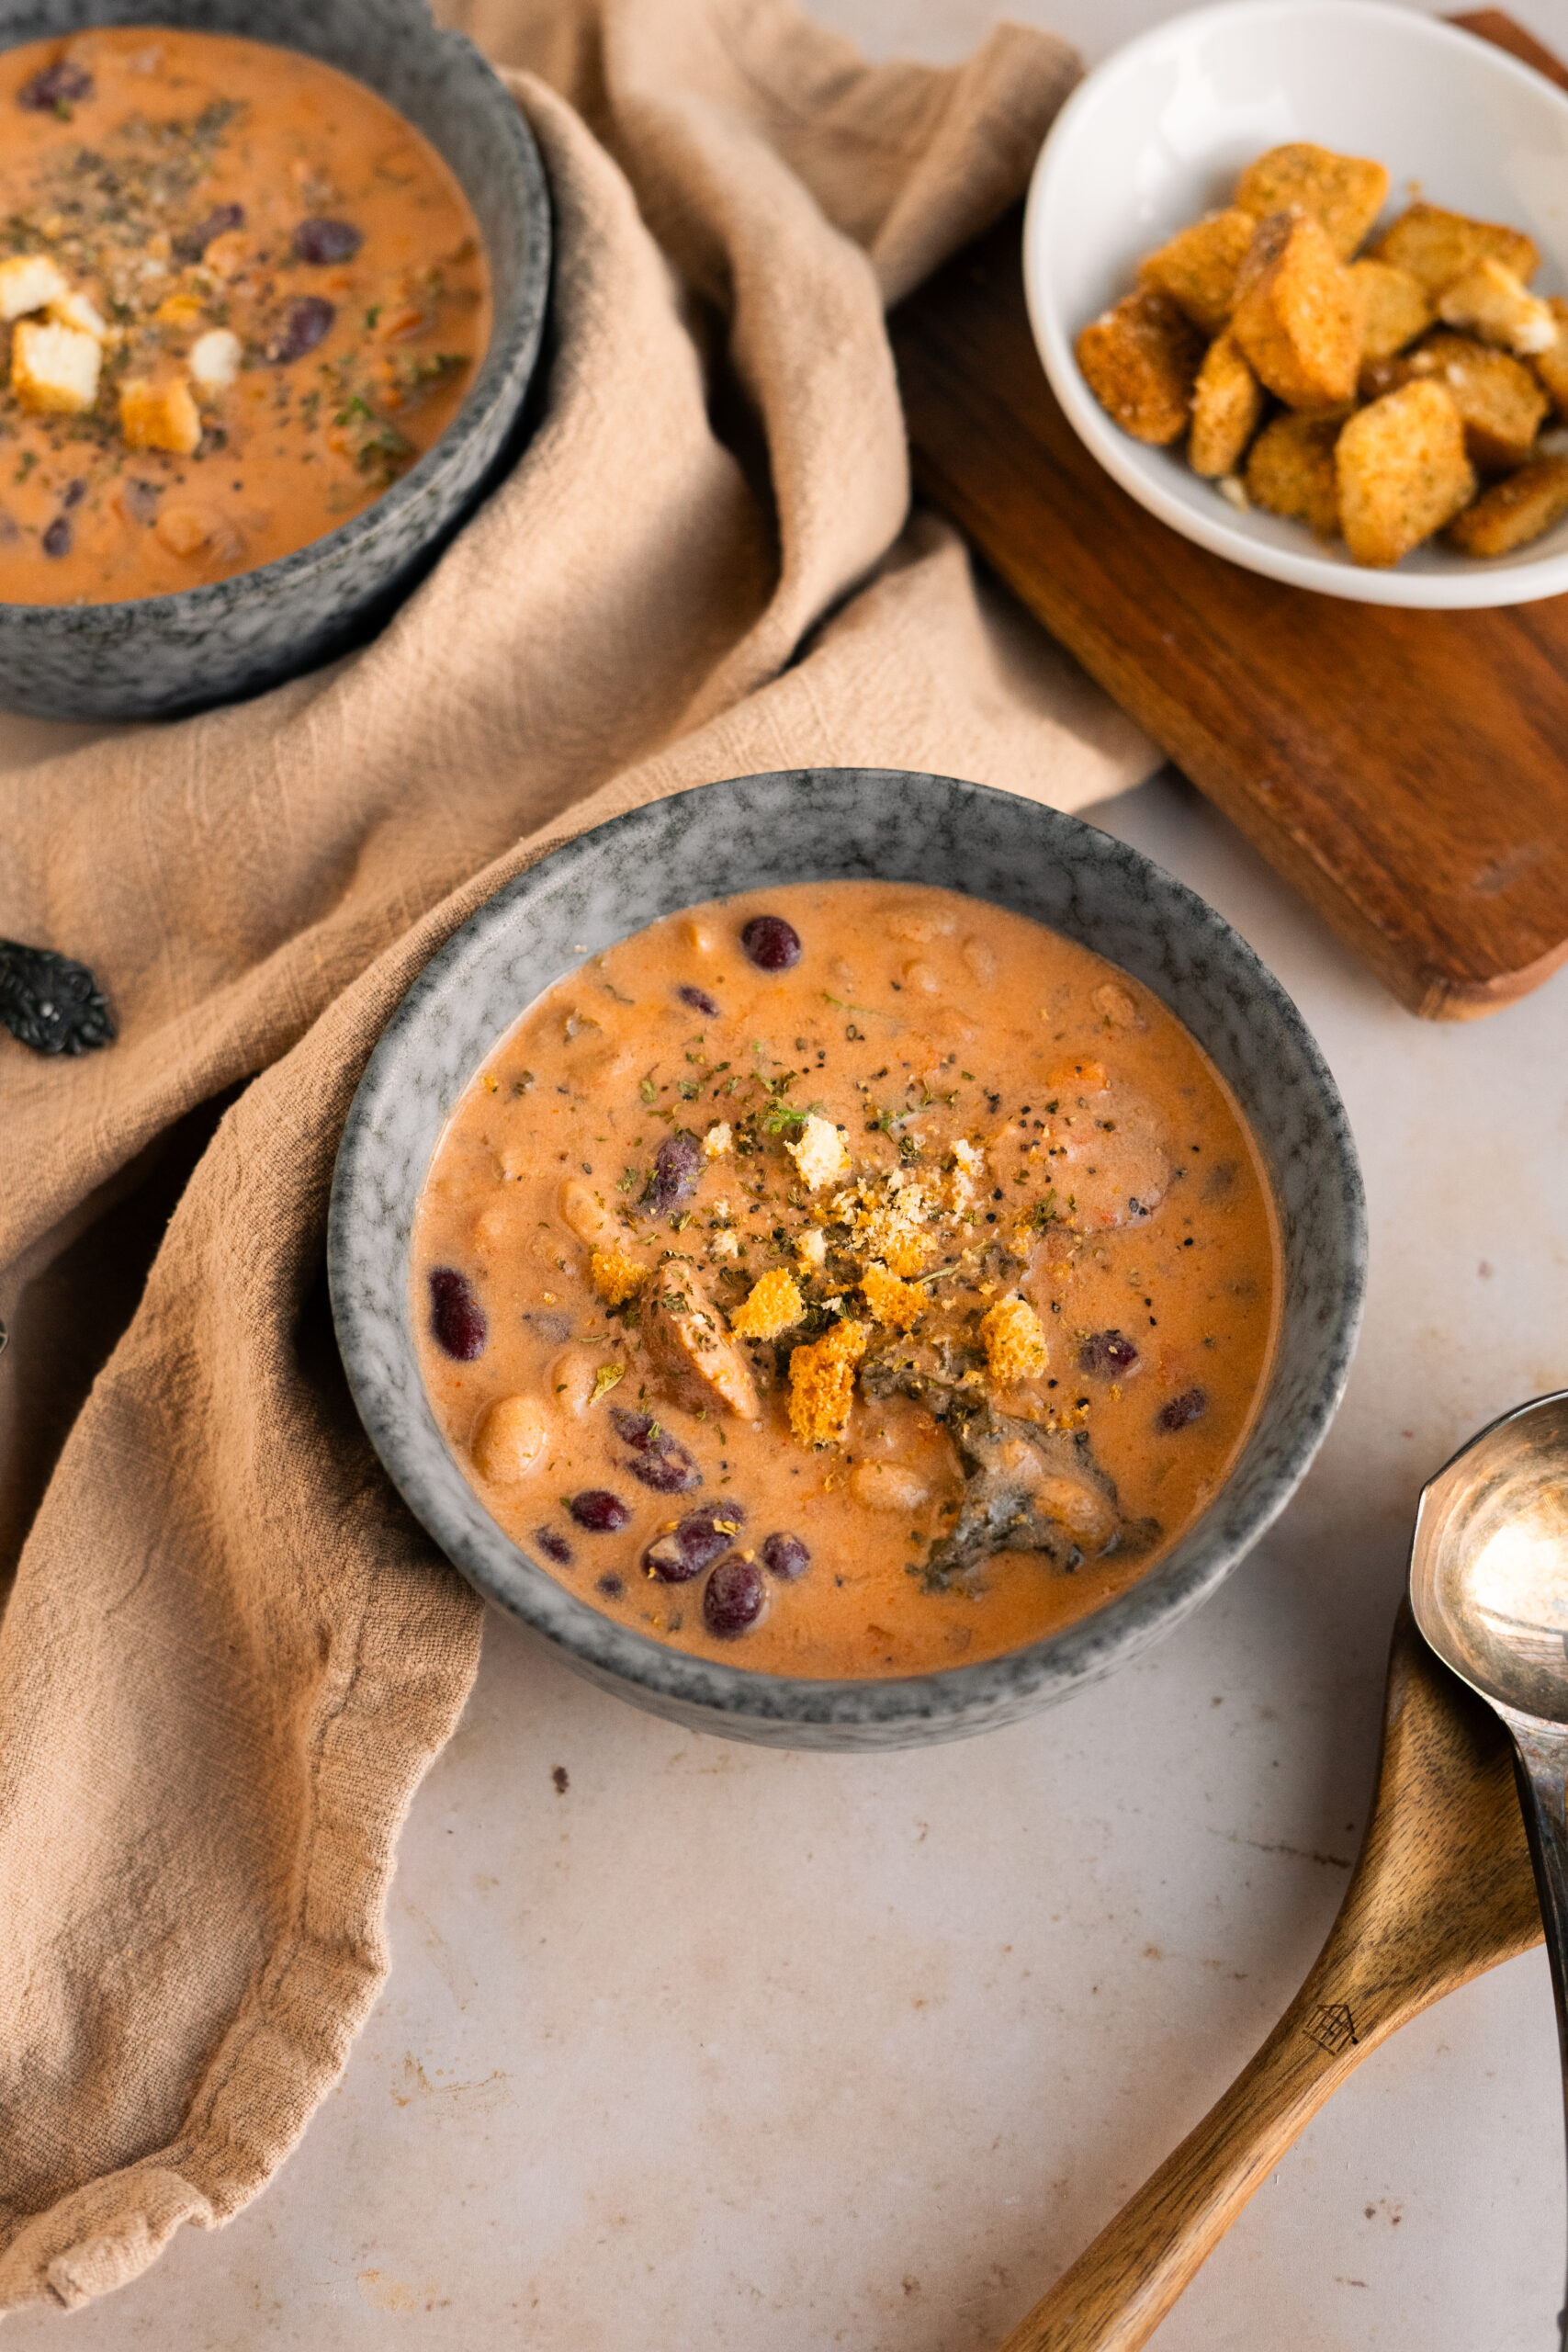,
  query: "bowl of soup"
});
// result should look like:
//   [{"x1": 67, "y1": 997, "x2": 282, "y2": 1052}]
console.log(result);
[
  {"x1": 329, "y1": 768, "x2": 1366, "y2": 1749},
  {"x1": 0, "y1": 0, "x2": 549, "y2": 718}
]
